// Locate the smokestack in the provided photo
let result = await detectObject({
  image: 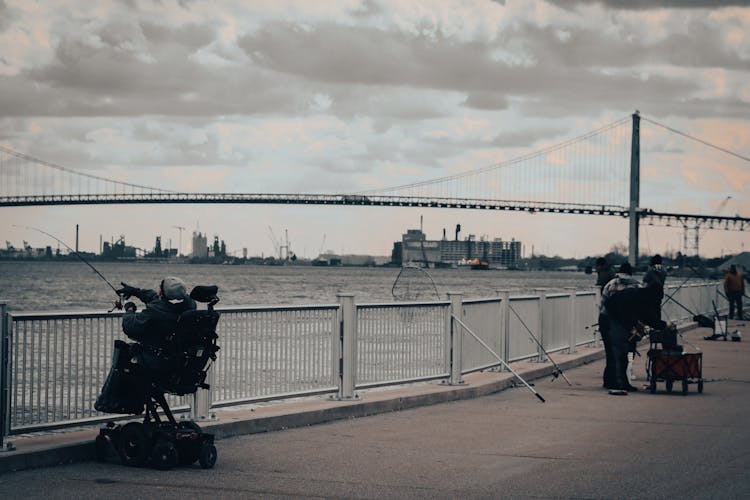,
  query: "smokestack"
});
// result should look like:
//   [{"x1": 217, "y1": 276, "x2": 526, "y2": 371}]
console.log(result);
[
  {"x1": 420, "y1": 215, "x2": 423, "y2": 233},
  {"x1": 442, "y1": 228, "x2": 446, "y2": 240},
  {"x1": 76, "y1": 224, "x2": 79, "y2": 253},
  {"x1": 99, "y1": 234, "x2": 102, "y2": 255},
  {"x1": 455, "y1": 224, "x2": 461, "y2": 241}
]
